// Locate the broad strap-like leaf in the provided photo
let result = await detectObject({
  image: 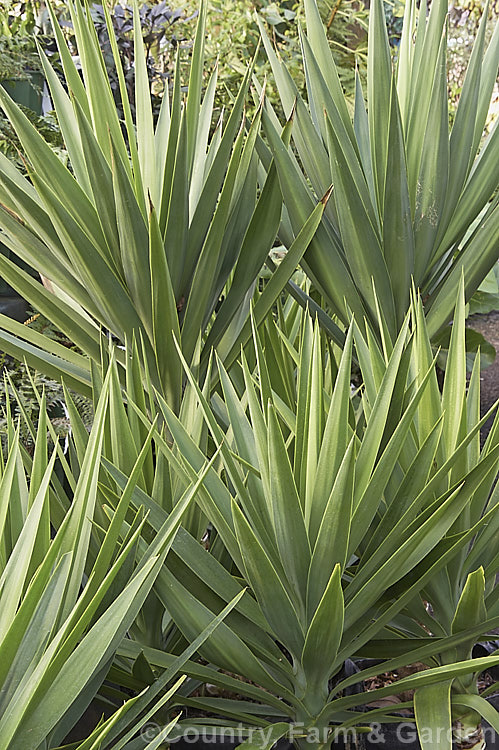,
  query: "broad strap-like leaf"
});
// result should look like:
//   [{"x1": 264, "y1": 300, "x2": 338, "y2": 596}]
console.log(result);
[
  {"x1": 302, "y1": 565, "x2": 344, "y2": 696},
  {"x1": 267, "y1": 406, "x2": 310, "y2": 611},
  {"x1": 383, "y1": 77, "x2": 414, "y2": 327},
  {"x1": 414, "y1": 682, "x2": 453, "y2": 750},
  {"x1": 307, "y1": 438, "x2": 354, "y2": 615},
  {"x1": 367, "y1": 0, "x2": 392, "y2": 213},
  {"x1": 232, "y1": 500, "x2": 306, "y2": 660}
]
